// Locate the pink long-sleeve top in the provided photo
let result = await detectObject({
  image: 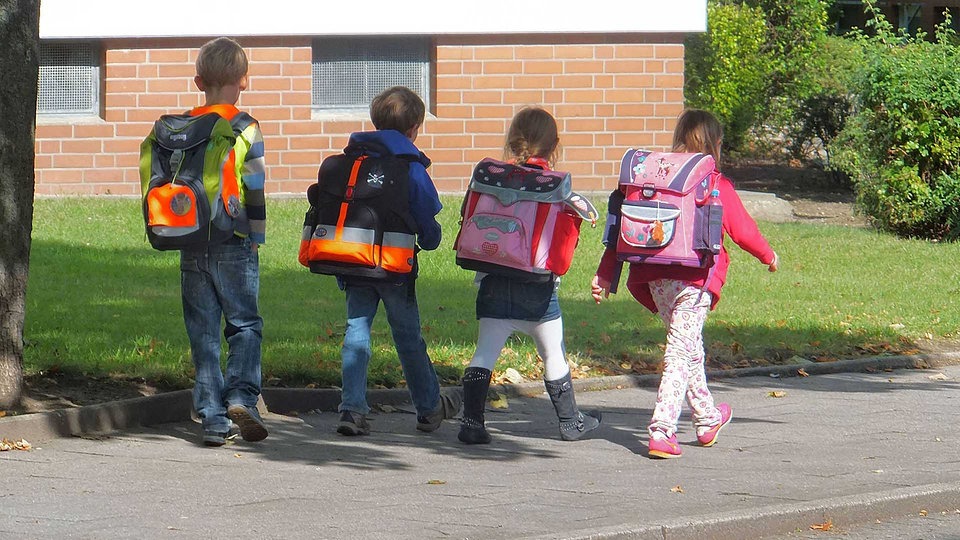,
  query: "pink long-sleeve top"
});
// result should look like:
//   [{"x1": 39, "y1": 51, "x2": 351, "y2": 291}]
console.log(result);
[{"x1": 596, "y1": 172, "x2": 776, "y2": 313}]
